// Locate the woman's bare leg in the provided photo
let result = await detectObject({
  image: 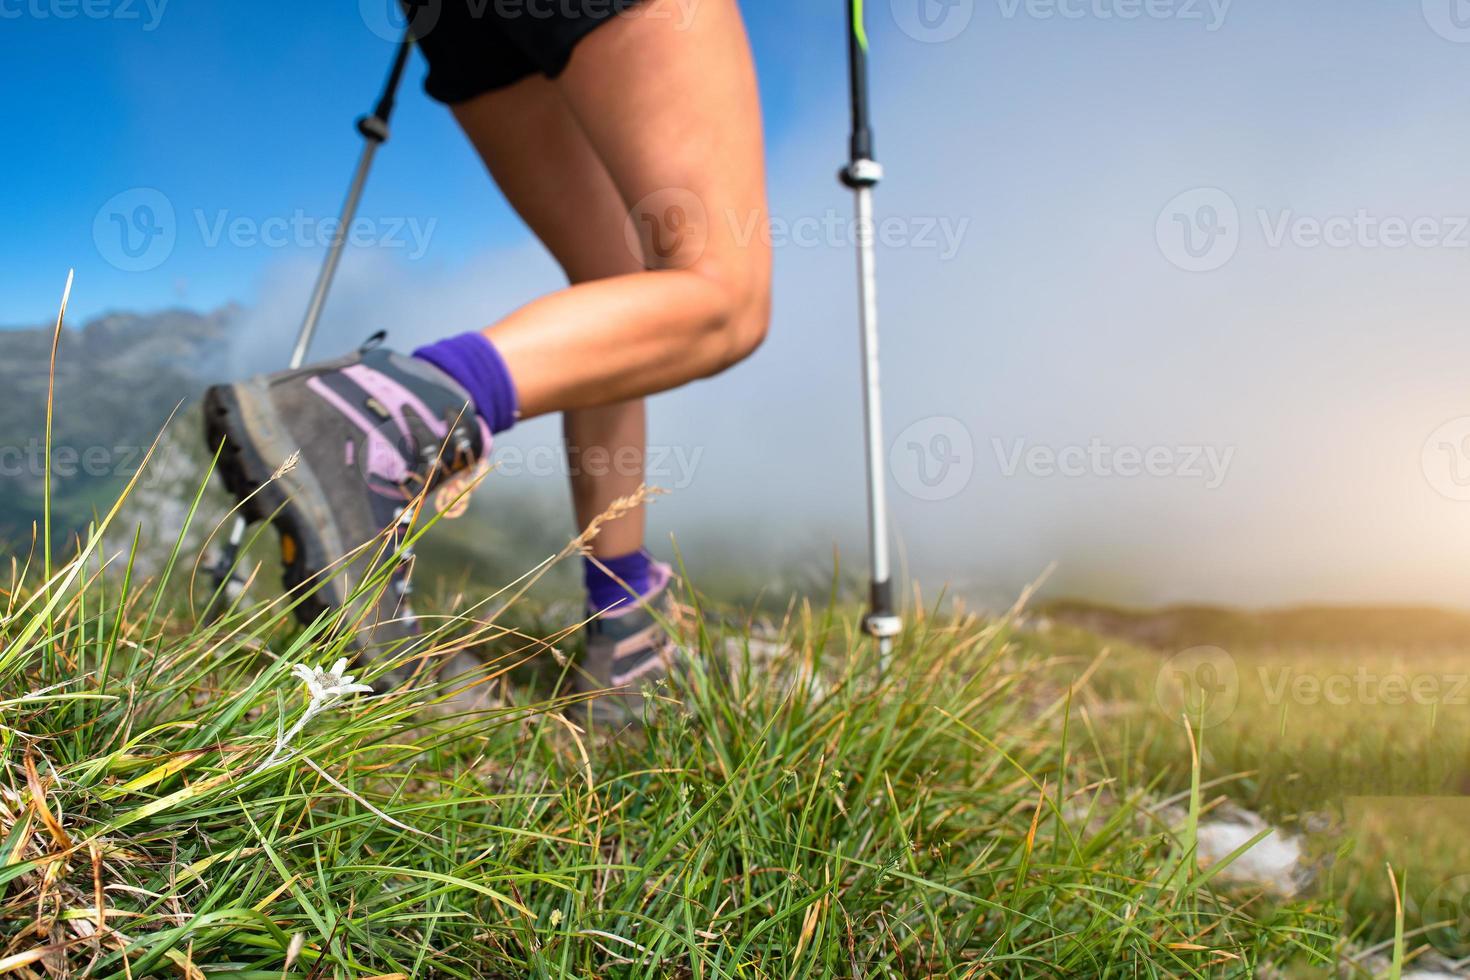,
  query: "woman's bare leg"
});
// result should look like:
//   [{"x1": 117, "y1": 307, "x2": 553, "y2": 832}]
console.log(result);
[
  {"x1": 561, "y1": 401, "x2": 646, "y2": 557},
  {"x1": 202, "y1": 2, "x2": 764, "y2": 674},
  {"x1": 452, "y1": 78, "x2": 650, "y2": 556},
  {"x1": 474, "y1": 0, "x2": 771, "y2": 419}
]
